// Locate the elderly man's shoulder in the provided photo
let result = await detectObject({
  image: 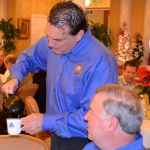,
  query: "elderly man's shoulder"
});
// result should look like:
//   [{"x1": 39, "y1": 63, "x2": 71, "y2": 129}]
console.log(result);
[{"x1": 82, "y1": 142, "x2": 100, "y2": 150}]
